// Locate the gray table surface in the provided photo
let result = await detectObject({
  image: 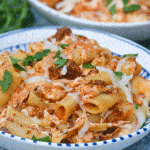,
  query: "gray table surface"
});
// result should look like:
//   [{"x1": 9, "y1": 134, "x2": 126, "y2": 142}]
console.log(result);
[{"x1": 0, "y1": 7, "x2": 150, "y2": 150}]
